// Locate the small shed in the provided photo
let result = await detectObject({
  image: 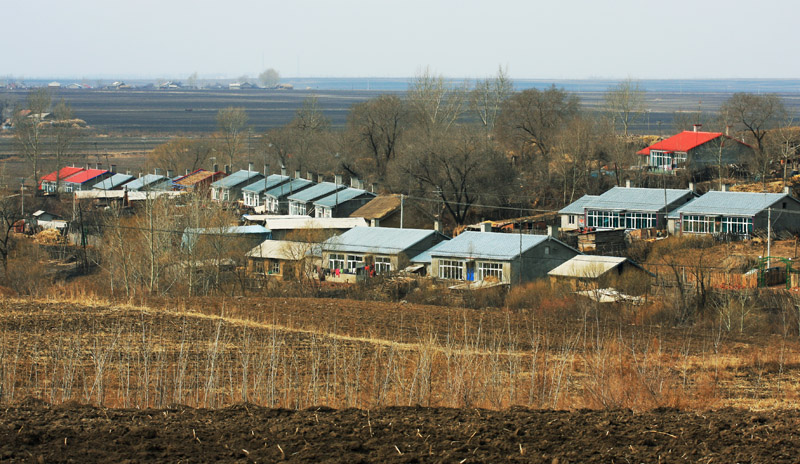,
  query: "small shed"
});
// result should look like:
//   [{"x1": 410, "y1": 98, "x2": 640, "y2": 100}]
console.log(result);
[{"x1": 547, "y1": 255, "x2": 651, "y2": 291}]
